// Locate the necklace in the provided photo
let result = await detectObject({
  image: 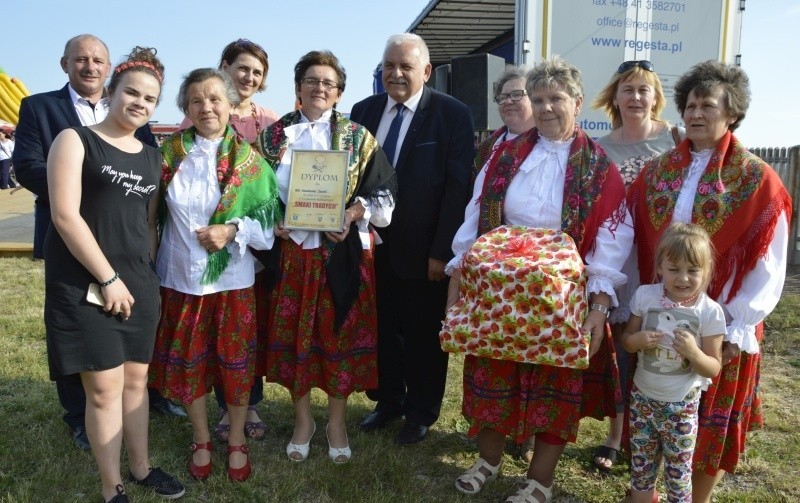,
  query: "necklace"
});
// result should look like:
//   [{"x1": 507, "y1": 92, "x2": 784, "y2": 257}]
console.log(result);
[
  {"x1": 660, "y1": 284, "x2": 701, "y2": 309},
  {"x1": 250, "y1": 102, "x2": 262, "y2": 135}
]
